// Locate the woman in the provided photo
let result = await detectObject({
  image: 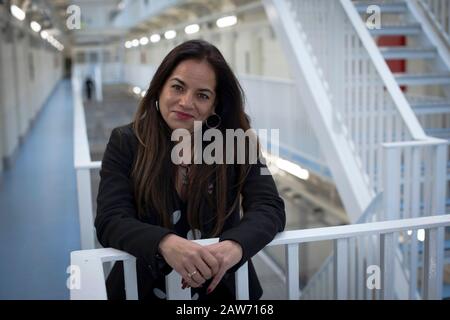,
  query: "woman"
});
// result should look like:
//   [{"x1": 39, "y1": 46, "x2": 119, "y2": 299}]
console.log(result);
[{"x1": 95, "y1": 39, "x2": 286, "y2": 300}]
